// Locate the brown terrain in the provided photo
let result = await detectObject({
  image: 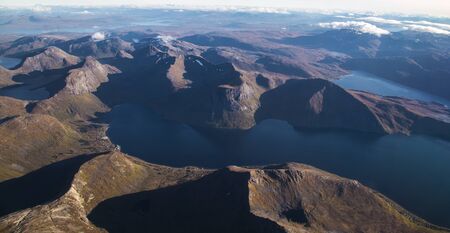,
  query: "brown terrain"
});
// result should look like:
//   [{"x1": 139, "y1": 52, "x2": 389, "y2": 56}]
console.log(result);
[
  {"x1": 0, "y1": 151, "x2": 448, "y2": 233},
  {"x1": 256, "y1": 78, "x2": 450, "y2": 137},
  {"x1": 0, "y1": 31, "x2": 449, "y2": 232}
]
